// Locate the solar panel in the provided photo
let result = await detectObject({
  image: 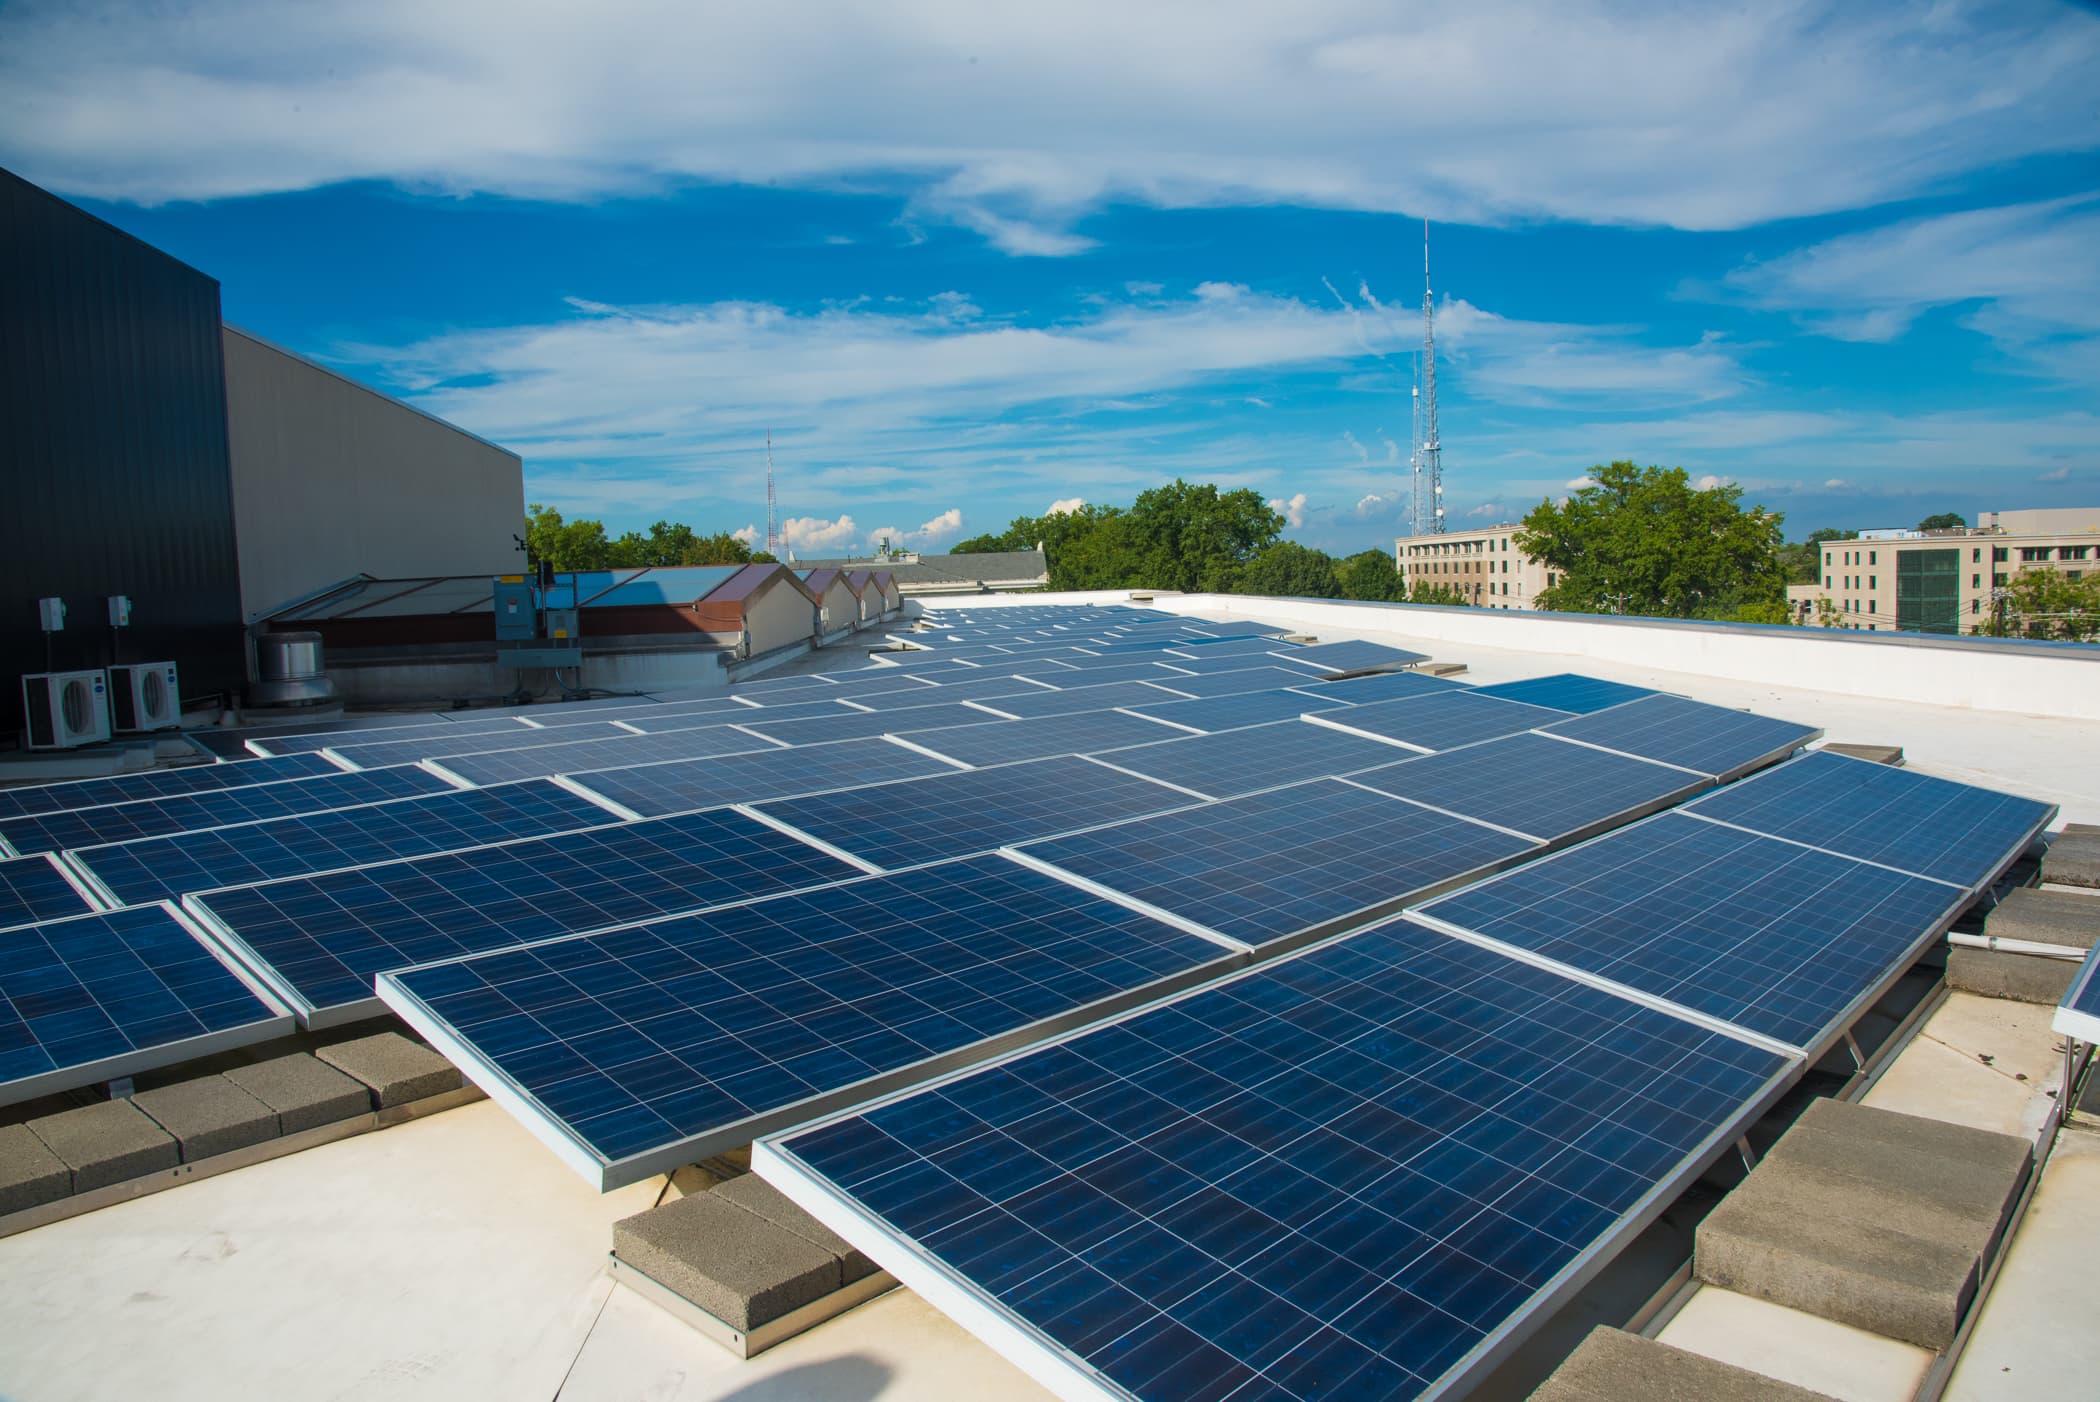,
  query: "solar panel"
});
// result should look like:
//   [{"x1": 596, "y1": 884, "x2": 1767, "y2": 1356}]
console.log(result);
[
  {"x1": 526, "y1": 695, "x2": 754, "y2": 730},
  {"x1": 1418, "y1": 812, "x2": 1967, "y2": 1049},
  {"x1": 187, "y1": 808, "x2": 861, "y2": 1025},
  {"x1": 424, "y1": 723, "x2": 786, "y2": 787},
  {"x1": 0, "y1": 765, "x2": 461, "y2": 856},
  {"x1": 1158, "y1": 636, "x2": 1292, "y2": 662},
  {"x1": 322, "y1": 720, "x2": 643, "y2": 770},
  {"x1": 758, "y1": 919, "x2": 1792, "y2": 1402},
  {"x1": 378, "y1": 853, "x2": 1242, "y2": 1189},
  {"x1": 896, "y1": 711, "x2": 1189, "y2": 768},
  {"x1": 1096, "y1": 721, "x2": 1412, "y2": 800},
  {"x1": 615, "y1": 697, "x2": 855, "y2": 733},
  {"x1": 1539, "y1": 694, "x2": 1820, "y2": 782},
  {"x1": 844, "y1": 675, "x2": 1056, "y2": 711},
  {"x1": 1681, "y1": 750, "x2": 2054, "y2": 889},
  {"x1": 0, "y1": 853, "x2": 96, "y2": 932},
  {"x1": 0, "y1": 904, "x2": 293, "y2": 1107},
  {"x1": 731, "y1": 673, "x2": 845, "y2": 697},
  {"x1": 970, "y1": 681, "x2": 1194, "y2": 719},
  {"x1": 1349, "y1": 733, "x2": 1711, "y2": 845},
  {"x1": 1302, "y1": 671, "x2": 1469, "y2": 704},
  {"x1": 1151, "y1": 667, "x2": 1335, "y2": 699},
  {"x1": 1015, "y1": 779, "x2": 1537, "y2": 951},
  {"x1": 2054, "y1": 943, "x2": 2100, "y2": 1046},
  {"x1": 736, "y1": 702, "x2": 998, "y2": 748},
  {"x1": 66, "y1": 780, "x2": 620, "y2": 909},
  {"x1": 1474, "y1": 673, "x2": 1658, "y2": 715},
  {"x1": 0, "y1": 754, "x2": 341, "y2": 821},
  {"x1": 1154, "y1": 650, "x2": 1308, "y2": 675},
  {"x1": 1028, "y1": 661, "x2": 1200, "y2": 687},
  {"x1": 248, "y1": 715, "x2": 536, "y2": 757},
  {"x1": 753, "y1": 754, "x2": 1195, "y2": 870},
  {"x1": 1122, "y1": 688, "x2": 1352, "y2": 735},
  {"x1": 1270, "y1": 640, "x2": 1428, "y2": 672},
  {"x1": 1306, "y1": 691, "x2": 1573, "y2": 754},
  {"x1": 568, "y1": 737, "x2": 962, "y2": 818}
]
